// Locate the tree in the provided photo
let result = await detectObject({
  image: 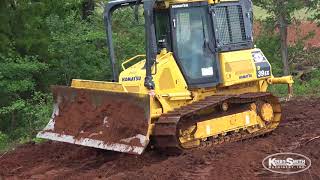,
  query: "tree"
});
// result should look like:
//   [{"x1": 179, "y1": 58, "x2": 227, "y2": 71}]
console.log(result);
[
  {"x1": 0, "y1": 53, "x2": 48, "y2": 138},
  {"x1": 254, "y1": 0, "x2": 320, "y2": 76},
  {"x1": 0, "y1": 0, "x2": 111, "y2": 143},
  {"x1": 0, "y1": 0, "x2": 147, "y2": 145},
  {"x1": 307, "y1": 0, "x2": 320, "y2": 25},
  {"x1": 253, "y1": 0, "x2": 308, "y2": 75},
  {"x1": 82, "y1": 0, "x2": 95, "y2": 20}
]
